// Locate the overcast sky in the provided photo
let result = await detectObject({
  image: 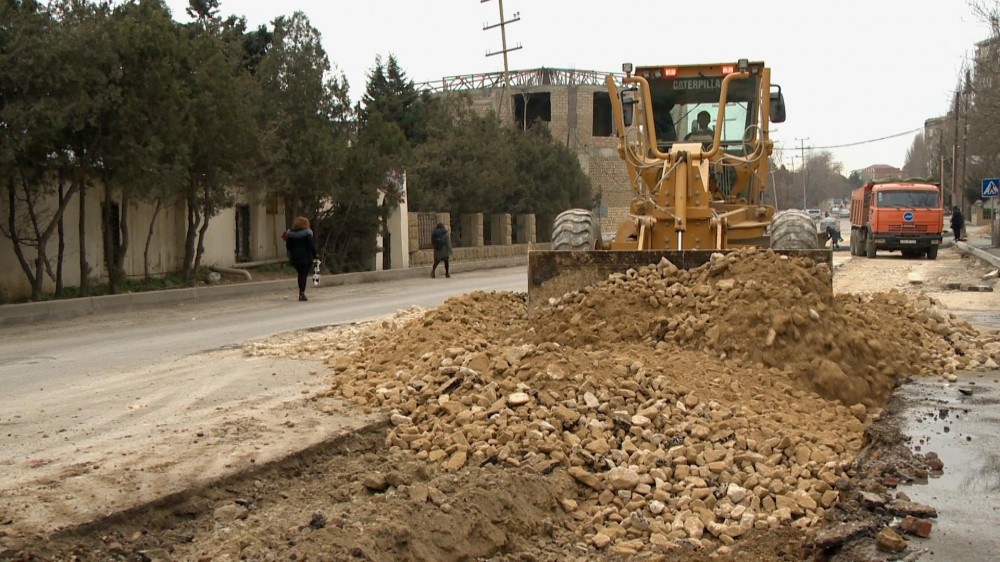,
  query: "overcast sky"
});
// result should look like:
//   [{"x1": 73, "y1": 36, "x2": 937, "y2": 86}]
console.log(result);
[{"x1": 165, "y1": 0, "x2": 988, "y2": 174}]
